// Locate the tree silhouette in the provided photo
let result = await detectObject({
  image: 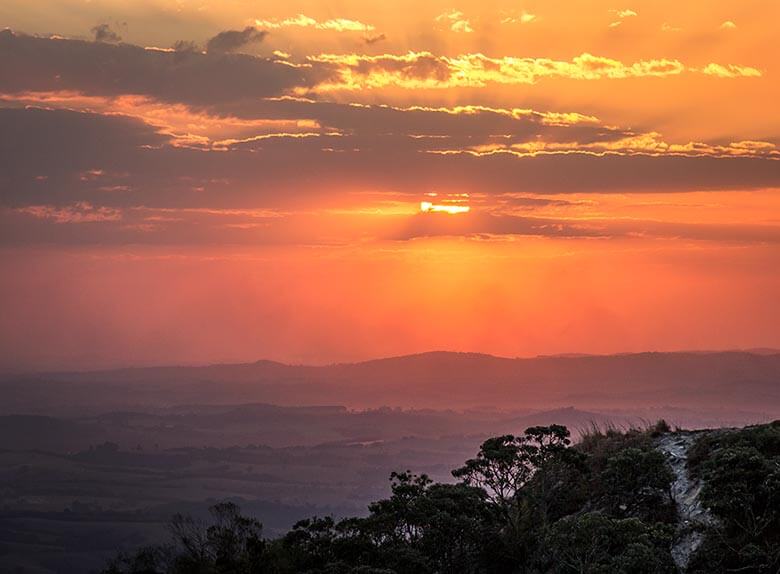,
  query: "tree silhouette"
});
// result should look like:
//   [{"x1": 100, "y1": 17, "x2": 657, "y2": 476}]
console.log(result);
[{"x1": 103, "y1": 422, "x2": 780, "y2": 574}]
